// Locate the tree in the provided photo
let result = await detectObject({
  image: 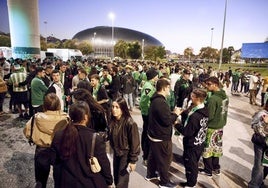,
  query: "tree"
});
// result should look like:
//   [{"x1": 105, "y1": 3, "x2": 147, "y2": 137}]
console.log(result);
[
  {"x1": 114, "y1": 40, "x2": 128, "y2": 59},
  {"x1": 144, "y1": 46, "x2": 166, "y2": 61},
  {"x1": 62, "y1": 39, "x2": 78, "y2": 49},
  {"x1": 0, "y1": 35, "x2": 11, "y2": 47},
  {"x1": 77, "y1": 41, "x2": 93, "y2": 55},
  {"x1": 199, "y1": 47, "x2": 218, "y2": 62},
  {"x1": 184, "y1": 47, "x2": 194, "y2": 58},
  {"x1": 227, "y1": 46, "x2": 234, "y2": 63},
  {"x1": 127, "y1": 41, "x2": 141, "y2": 59},
  {"x1": 218, "y1": 48, "x2": 229, "y2": 63}
]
